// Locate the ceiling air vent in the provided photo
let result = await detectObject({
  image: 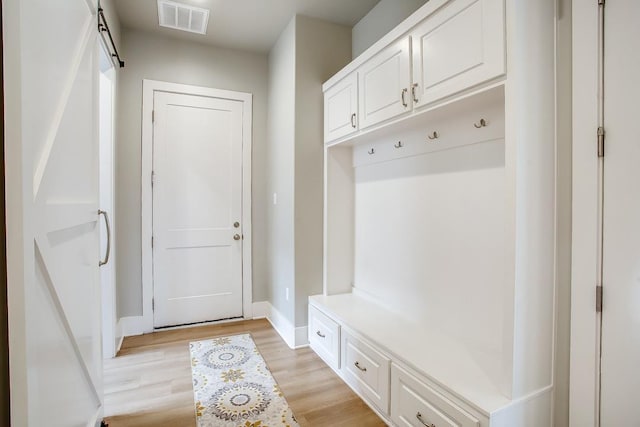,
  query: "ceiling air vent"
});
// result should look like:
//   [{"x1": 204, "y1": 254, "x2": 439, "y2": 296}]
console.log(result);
[{"x1": 157, "y1": 0, "x2": 210, "y2": 35}]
